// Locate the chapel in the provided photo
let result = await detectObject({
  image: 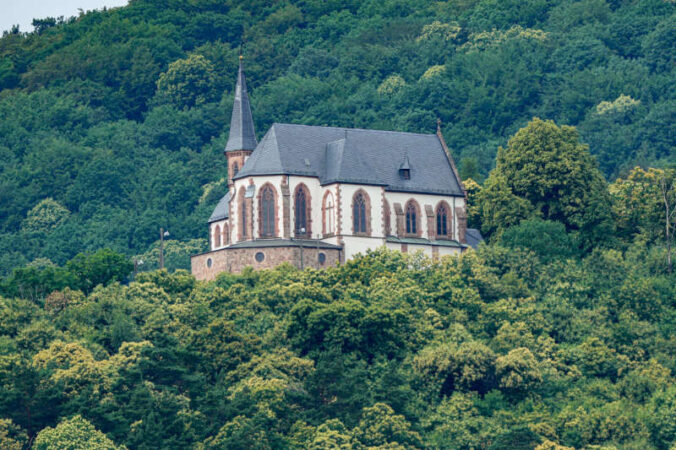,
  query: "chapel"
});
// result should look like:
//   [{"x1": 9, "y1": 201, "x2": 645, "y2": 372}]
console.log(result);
[{"x1": 191, "y1": 57, "x2": 482, "y2": 280}]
